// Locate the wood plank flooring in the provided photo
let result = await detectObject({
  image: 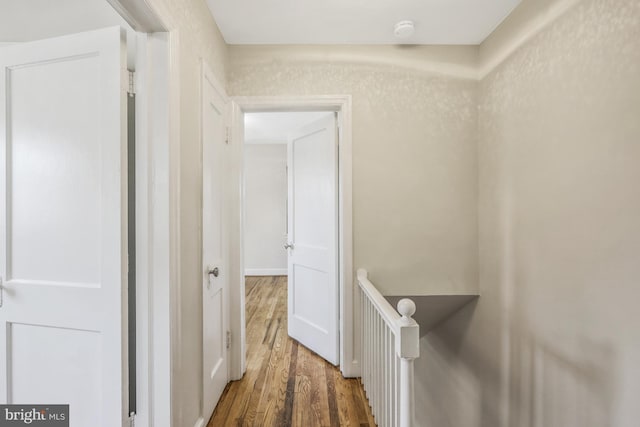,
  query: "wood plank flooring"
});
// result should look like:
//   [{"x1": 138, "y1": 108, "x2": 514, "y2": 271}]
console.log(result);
[{"x1": 208, "y1": 276, "x2": 376, "y2": 427}]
